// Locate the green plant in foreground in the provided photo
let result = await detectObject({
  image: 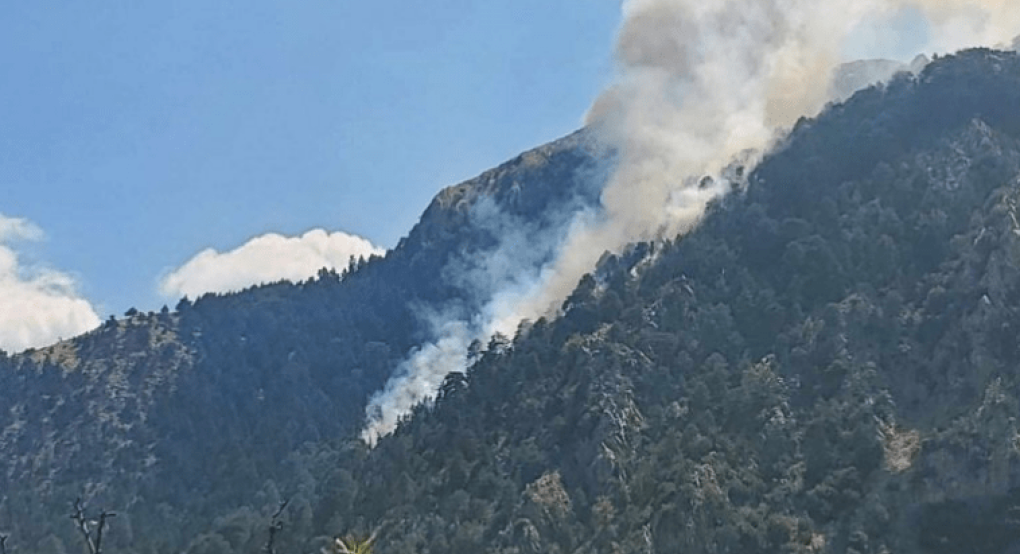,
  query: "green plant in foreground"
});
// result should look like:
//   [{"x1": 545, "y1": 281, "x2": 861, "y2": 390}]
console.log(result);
[{"x1": 330, "y1": 530, "x2": 378, "y2": 554}]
